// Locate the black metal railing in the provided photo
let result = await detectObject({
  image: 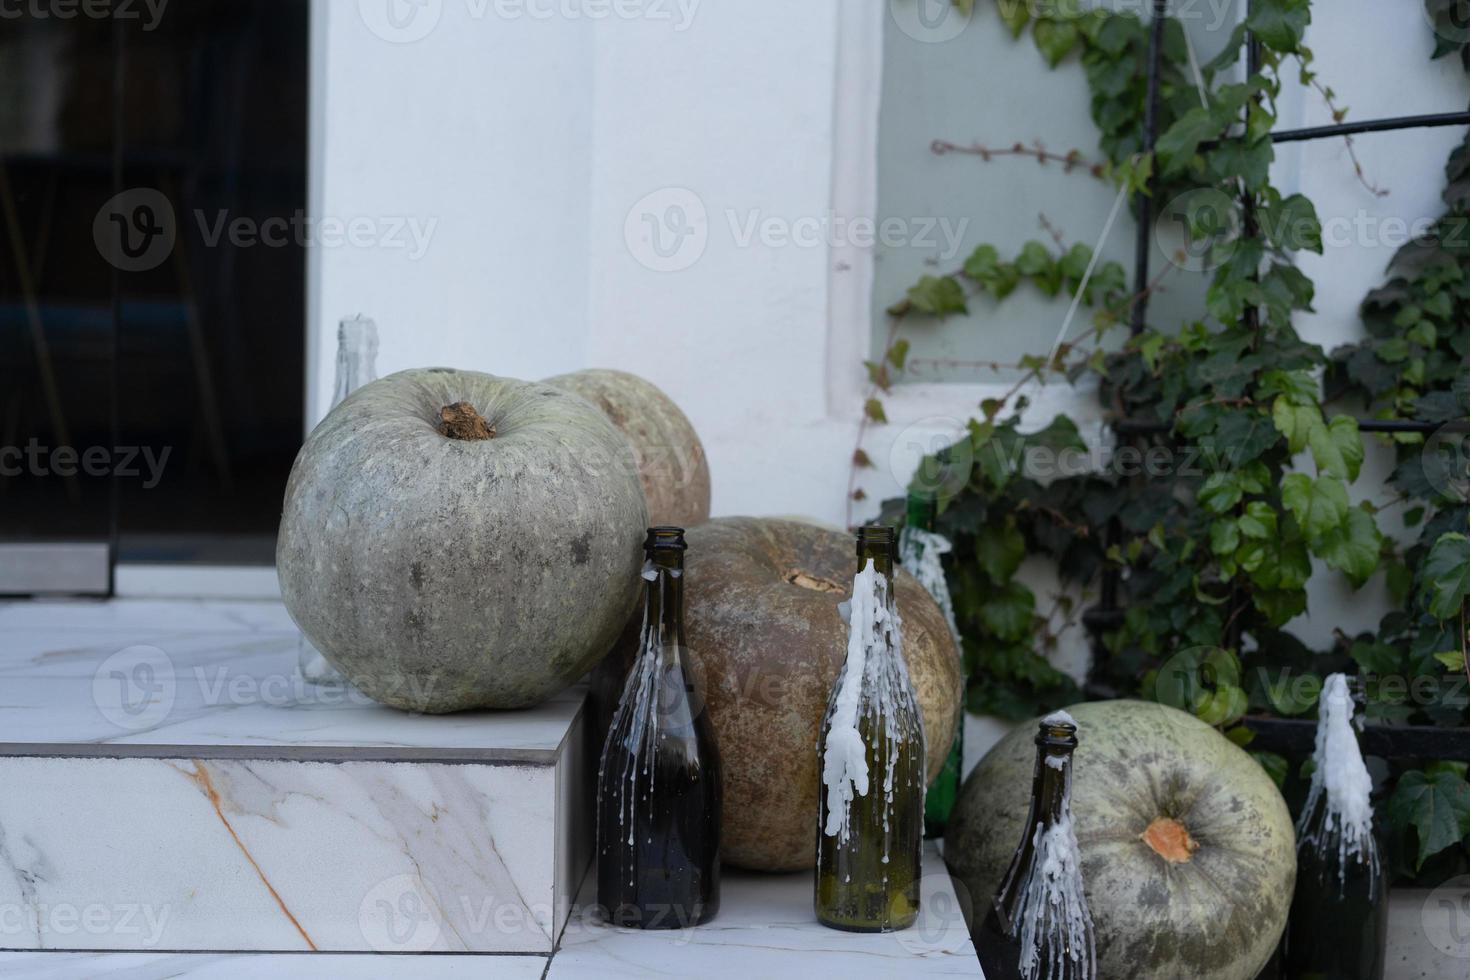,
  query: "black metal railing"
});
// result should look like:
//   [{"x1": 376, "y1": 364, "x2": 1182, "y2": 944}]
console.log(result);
[{"x1": 1083, "y1": 0, "x2": 1470, "y2": 761}]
